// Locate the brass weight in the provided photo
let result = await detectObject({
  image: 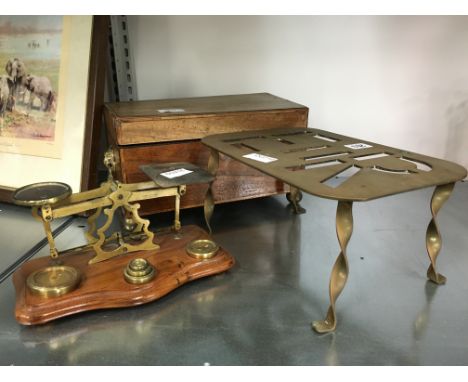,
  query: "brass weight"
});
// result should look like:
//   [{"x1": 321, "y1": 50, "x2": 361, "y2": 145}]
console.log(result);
[
  {"x1": 124, "y1": 258, "x2": 156, "y2": 284},
  {"x1": 27, "y1": 265, "x2": 81, "y2": 298},
  {"x1": 186, "y1": 239, "x2": 219, "y2": 260}
]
